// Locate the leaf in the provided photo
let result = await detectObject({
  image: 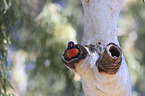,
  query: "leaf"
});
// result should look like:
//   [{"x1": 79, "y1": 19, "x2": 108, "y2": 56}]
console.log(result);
[
  {"x1": 6, "y1": 80, "x2": 15, "y2": 90},
  {"x1": 1, "y1": 93, "x2": 5, "y2": 96},
  {"x1": 3, "y1": 85, "x2": 6, "y2": 94},
  {"x1": 0, "y1": 71, "x2": 2, "y2": 79},
  {"x1": 0, "y1": 88, "x2": 2, "y2": 94},
  {"x1": 3, "y1": 0, "x2": 12, "y2": 14},
  {"x1": 5, "y1": 57, "x2": 8, "y2": 71},
  {"x1": 9, "y1": 68, "x2": 11, "y2": 70},
  {"x1": 143, "y1": 0, "x2": 145, "y2": 3}
]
